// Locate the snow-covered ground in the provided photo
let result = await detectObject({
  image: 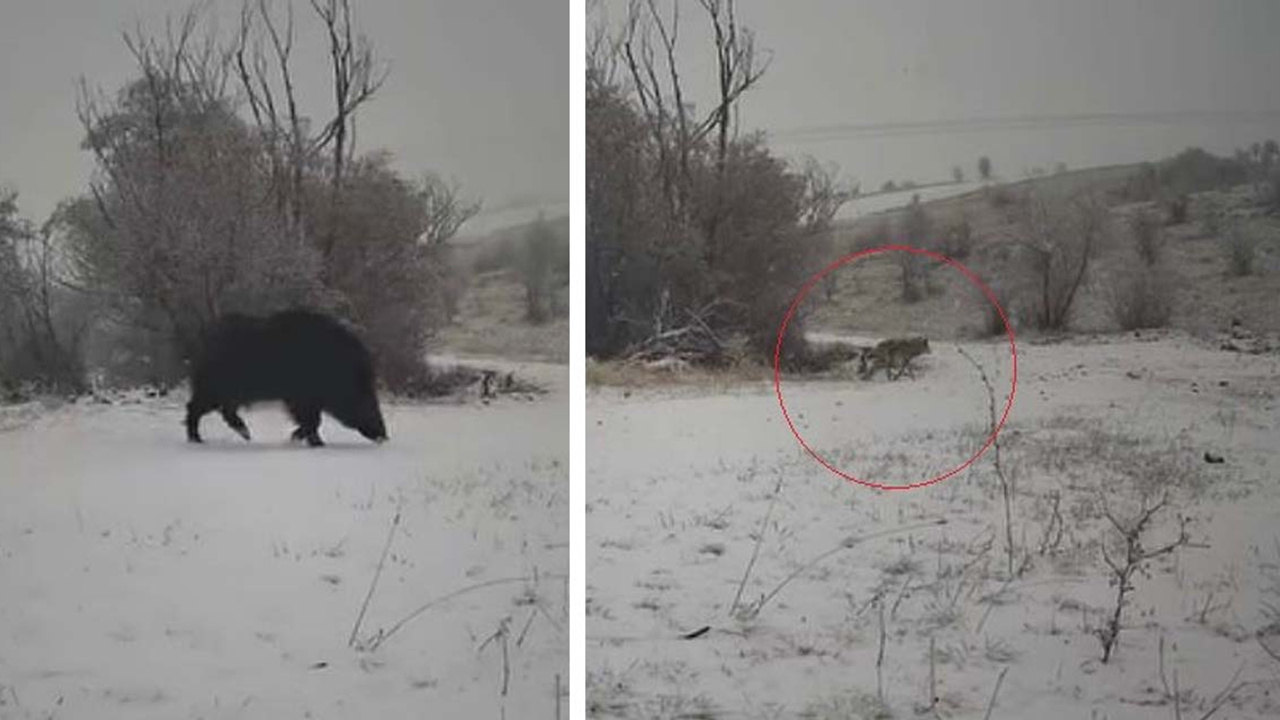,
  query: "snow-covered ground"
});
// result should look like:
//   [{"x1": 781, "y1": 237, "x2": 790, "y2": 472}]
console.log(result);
[
  {"x1": 0, "y1": 360, "x2": 568, "y2": 719},
  {"x1": 834, "y1": 182, "x2": 985, "y2": 223},
  {"x1": 587, "y1": 332, "x2": 1280, "y2": 718}
]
